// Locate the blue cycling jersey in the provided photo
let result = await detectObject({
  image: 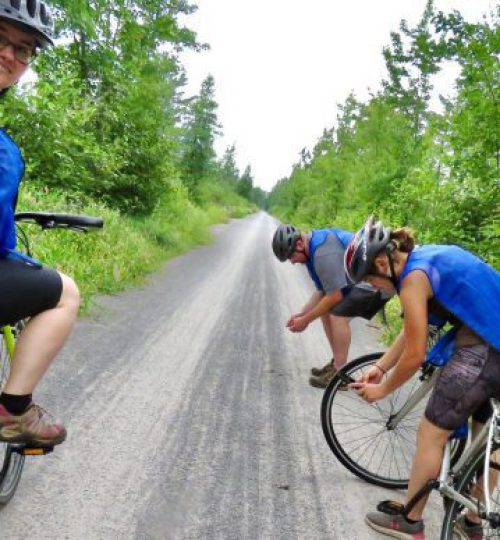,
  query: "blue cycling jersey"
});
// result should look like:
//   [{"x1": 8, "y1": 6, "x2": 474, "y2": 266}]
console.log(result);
[
  {"x1": 398, "y1": 245, "x2": 500, "y2": 351},
  {"x1": 0, "y1": 128, "x2": 24, "y2": 256},
  {"x1": 305, "y1": 228, "x2": 354, "y2": 291}
]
